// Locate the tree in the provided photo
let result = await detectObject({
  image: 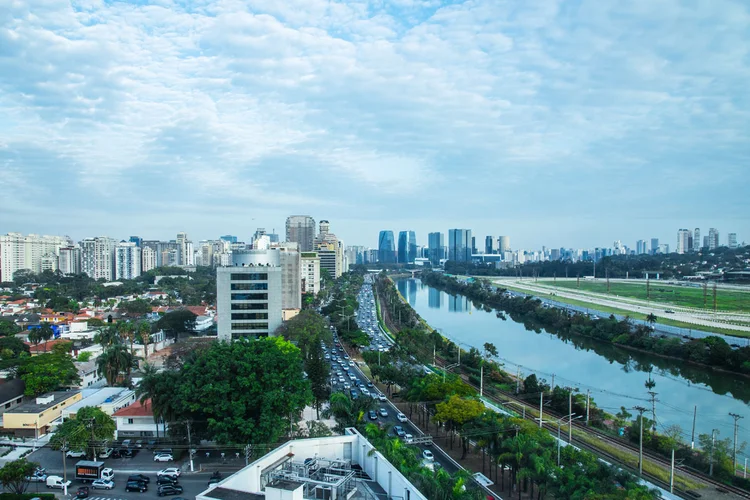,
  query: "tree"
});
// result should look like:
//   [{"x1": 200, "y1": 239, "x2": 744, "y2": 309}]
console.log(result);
[
  {"x1": 0, "y1": 458, "x2": 38, "y2": 494},
  {"x1": 0, "y1": 319, "x2": 21, "y2": 337},
  {"x1": 96, "y1": 344, "x2": 137, "y2": 386},
  {"x1": 50, "y1": 406, "x2": 116, "y2": 460},
  {"x1": 94, "y1": 325, "x2": 120, "y2": 348},
  {"x1": 27, "y1": 328, "x2": 42, "y2": 350},
  {"x1": 175, "y1": 337, "x2": 312, "y2": 445},
  {"x1": 306, "y1": 342, "x2": 330, "y2": 419},
  {"x1": 38, "y1": 322, "x2": 54, "y2": 351},
  {"x1": 17, "y1": 342, "x2": 81, "y2": 396},
  {"x1": 434, "y1": 396, "x2": 485, "y2": 458},
  {"x1": 156, "y1": 309, "x2": 197, "y2": 339},
  {"x1": 483, "y1": 342, "x2": 498, "y2": 358},
  {"x1": 119, "y1": 299, "x2": 153, "y2": 315},
  {"x1": 306, "y1": 420, "x2": 333, "y2": 438},
  {"x1": 327, "y1": 392, "x2": 375, "y2": 433},
  {"x1": 138, "y1": 321, "x2": 152, "y2": 360}
]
